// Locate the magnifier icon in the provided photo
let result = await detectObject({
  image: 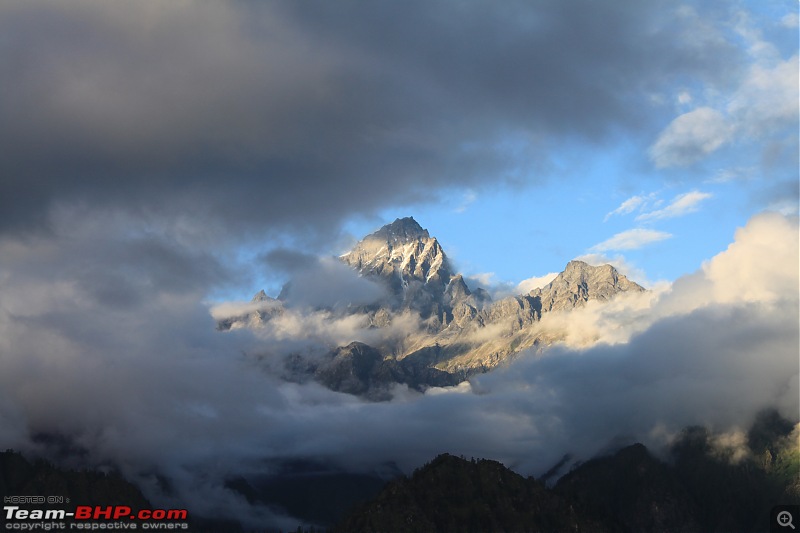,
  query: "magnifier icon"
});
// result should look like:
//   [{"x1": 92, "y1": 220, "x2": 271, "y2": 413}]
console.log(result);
[{"x1": 778, "y1": 511, "x2": 796, "y2": 529}]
